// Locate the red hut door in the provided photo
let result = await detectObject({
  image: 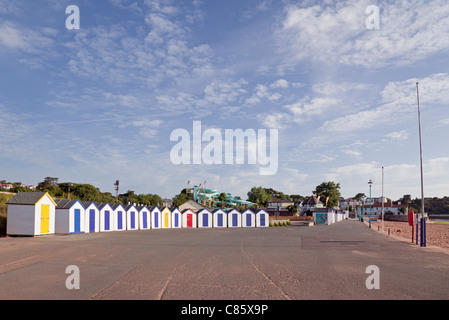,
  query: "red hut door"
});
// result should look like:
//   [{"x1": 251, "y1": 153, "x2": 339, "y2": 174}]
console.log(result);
[{"x1": 187, "y1": 213, "x2": 193, "y2": 227}]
